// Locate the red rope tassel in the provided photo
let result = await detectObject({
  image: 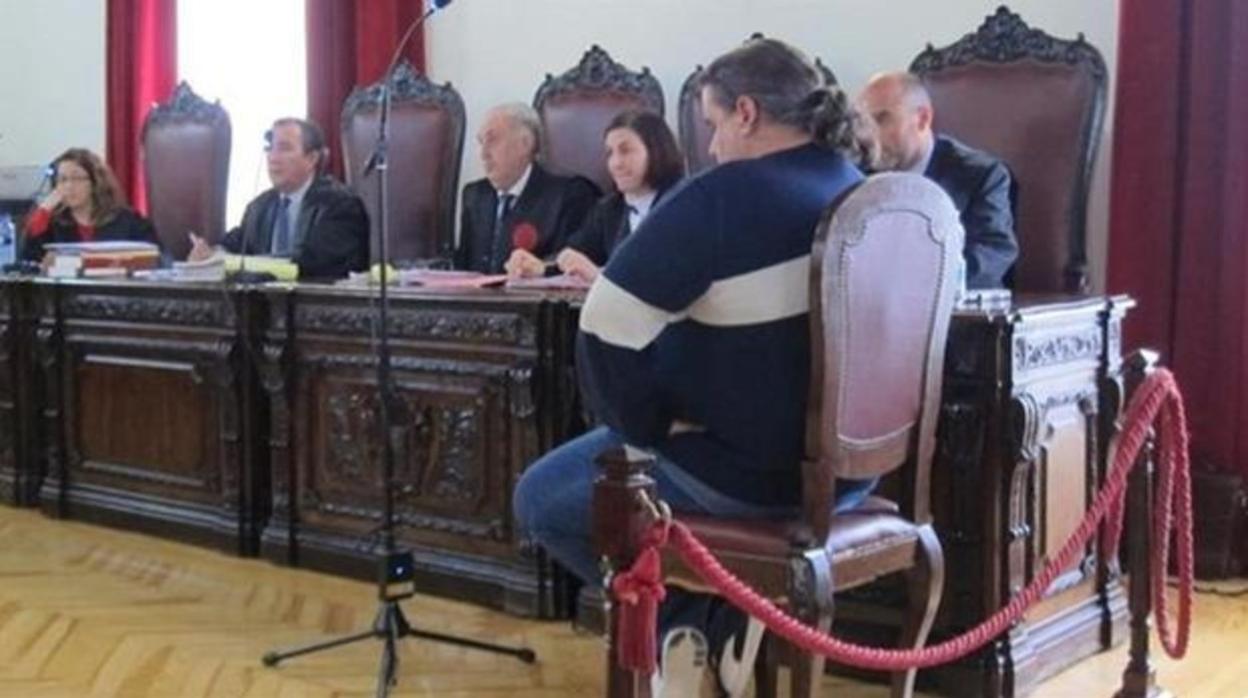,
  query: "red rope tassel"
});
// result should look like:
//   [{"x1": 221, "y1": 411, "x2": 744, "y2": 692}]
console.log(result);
[{"x1": 612, "y1": 528, "x2": 669, "y2": 674}]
